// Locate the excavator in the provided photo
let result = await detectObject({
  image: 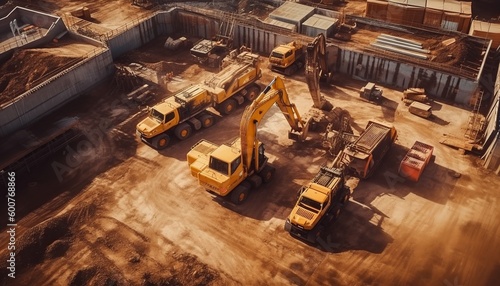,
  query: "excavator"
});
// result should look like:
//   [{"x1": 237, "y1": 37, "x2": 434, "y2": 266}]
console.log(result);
[{"x1": 187, "y1": 77, "x2": 310, "y2": 204}]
